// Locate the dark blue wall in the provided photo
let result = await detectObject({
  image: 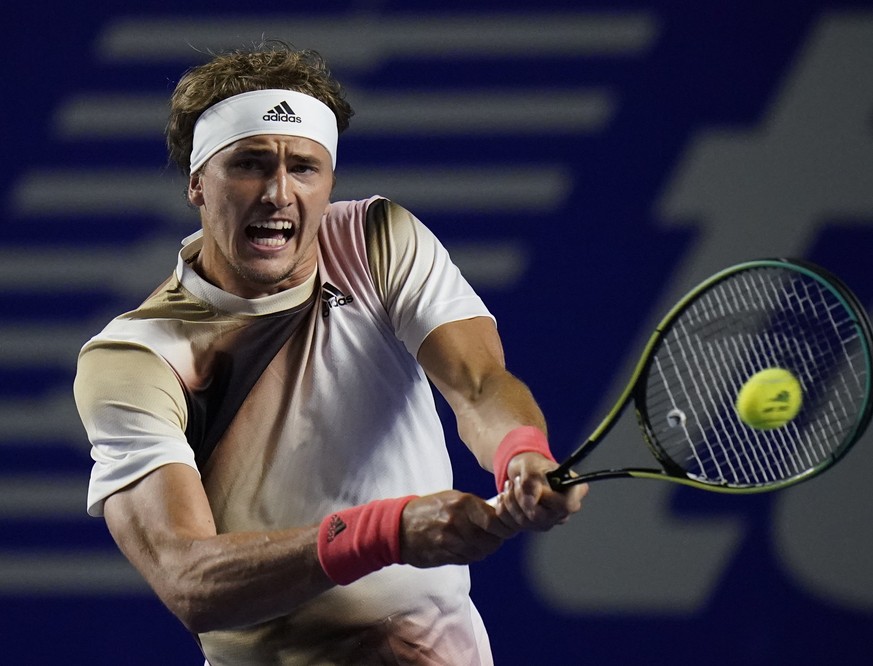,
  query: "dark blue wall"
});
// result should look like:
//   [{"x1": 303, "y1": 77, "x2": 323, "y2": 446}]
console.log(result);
[{"x1": 3, "y1": 1, "x2": 872, "y2": 664}]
